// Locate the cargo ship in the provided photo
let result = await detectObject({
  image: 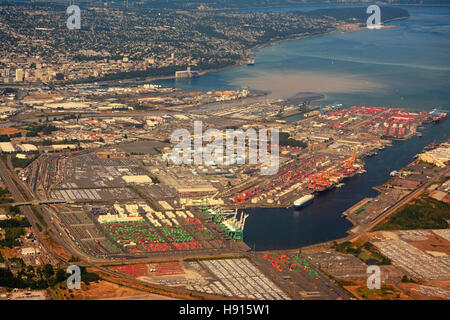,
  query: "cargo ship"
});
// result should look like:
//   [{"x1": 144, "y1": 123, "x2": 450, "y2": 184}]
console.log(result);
[
  {"x1": 293, "y1": 194, "x2": 314, "y2": 209},
  {"x1": 432, "y1": 113, "x2": 447, "y2": 123},
  {"x1": 428, "y1": 108, "x2": 447, "y2": 123}
]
